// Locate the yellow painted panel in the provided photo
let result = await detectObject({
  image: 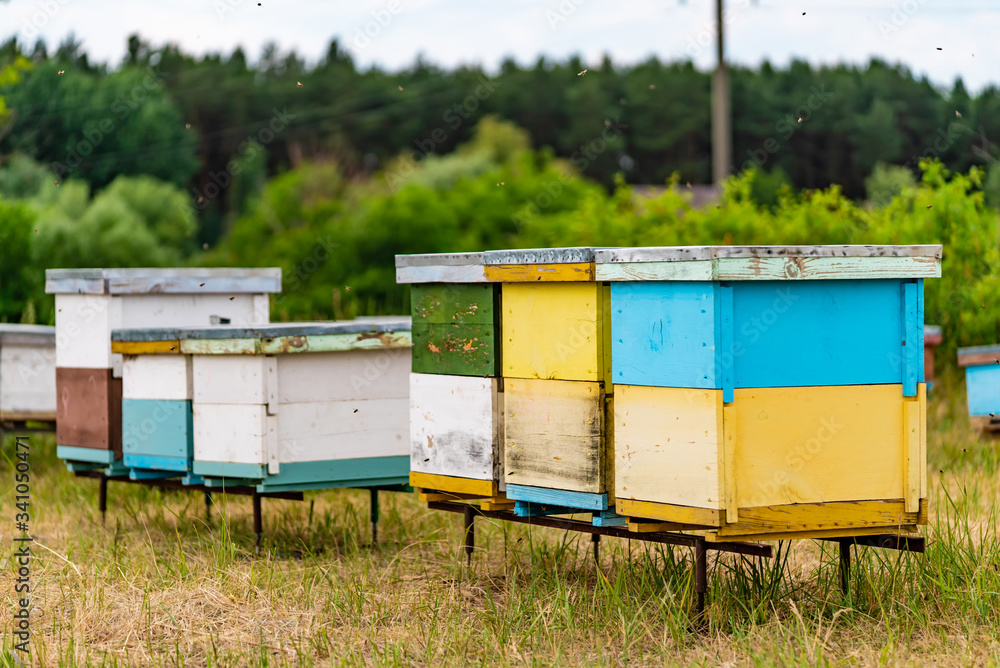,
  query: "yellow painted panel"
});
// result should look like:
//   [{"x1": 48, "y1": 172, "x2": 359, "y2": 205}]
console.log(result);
[
  {"x1": 111, "y1": 340, "x2": 180, "y2": 354},
  {"x1": 504, "y1": 378, "x2": 604, "y2": 493},
  {"x1": 614, "y1": 385, "x2": 724, "y2": 509},
  {"x1": 919, "y1": 384, "x2": 927, "y2": 498},
  {"x1": 707, "y1": 525, "x2": 918, "y2": 543},
  {"x1": 716, "y1": 498, "x2": 926, "y2": 537},
  {"x1": 485, "y1": 263, "x2": 594, "y2": 282},
  {"x1": 615, "y1": 498, "x2": 723, "y2": 528},
  {"x1": 501, "y1": 282, "x2": 606, "y2": 382},
  {"x1": 409, "y1": 471, "x2": 495, "y2": 497},
  {"x1": 728, "y1": 384, "x2": 907, "y2": 509},
  {"x1": 904, "y1": 398, "x2": 920, "y2": 513}
]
